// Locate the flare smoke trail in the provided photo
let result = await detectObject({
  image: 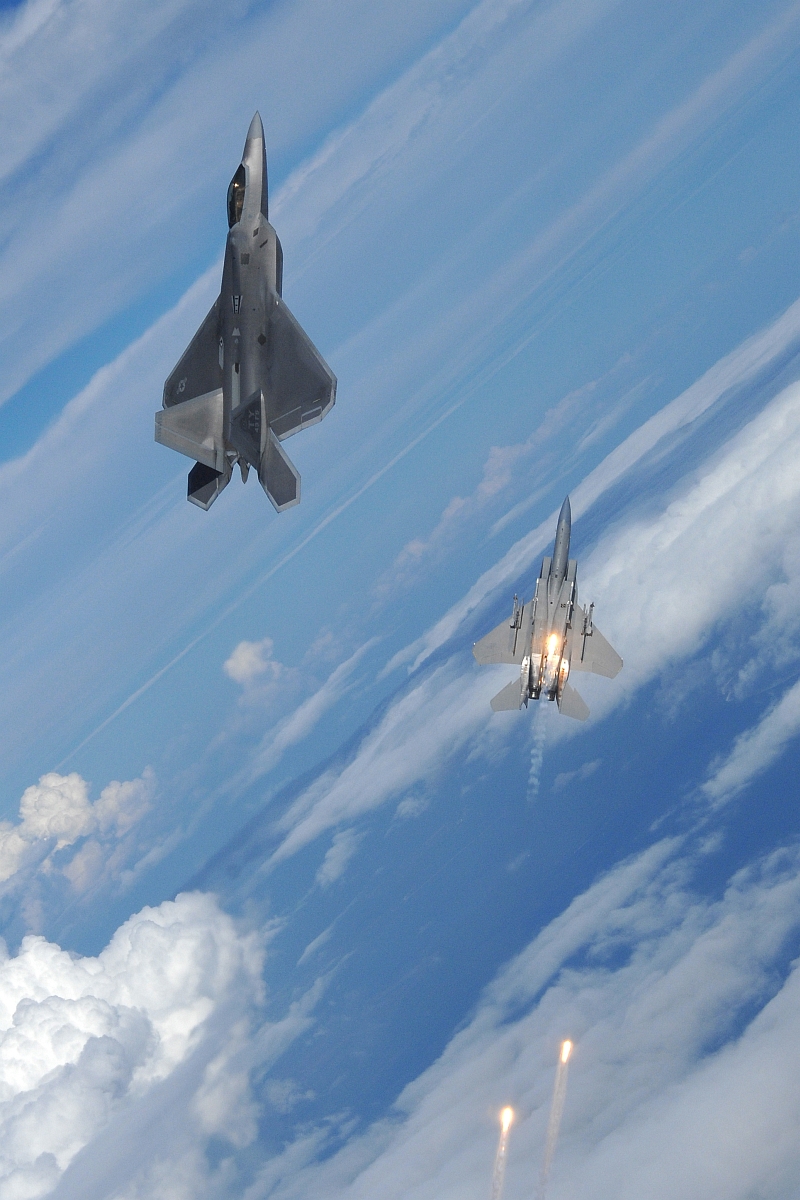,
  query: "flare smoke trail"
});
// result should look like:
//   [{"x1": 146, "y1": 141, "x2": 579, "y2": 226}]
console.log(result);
[
  {"x1": 527, "y1": 710, "x2": 547, "y2": 801},
  {"x1": 490, "y1": 1107, "x2": 514, "y2": 1200},
  {"x1": 537, "y1": 1040, "x2": 573, "y2": 1200}
]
